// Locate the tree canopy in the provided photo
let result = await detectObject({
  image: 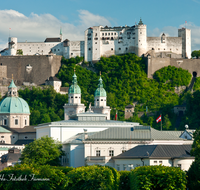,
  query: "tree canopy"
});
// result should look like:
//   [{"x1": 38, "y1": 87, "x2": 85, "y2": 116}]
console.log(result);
[
  {"x1": 15, "y1": 54, "x2": 198, "y2": 130},
  {"x1": 20, "y1": 136, "x2": 64, "y2": 166},
  {"x1": 191, "y1": 50, "x2": 200, "y2": 59}
]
